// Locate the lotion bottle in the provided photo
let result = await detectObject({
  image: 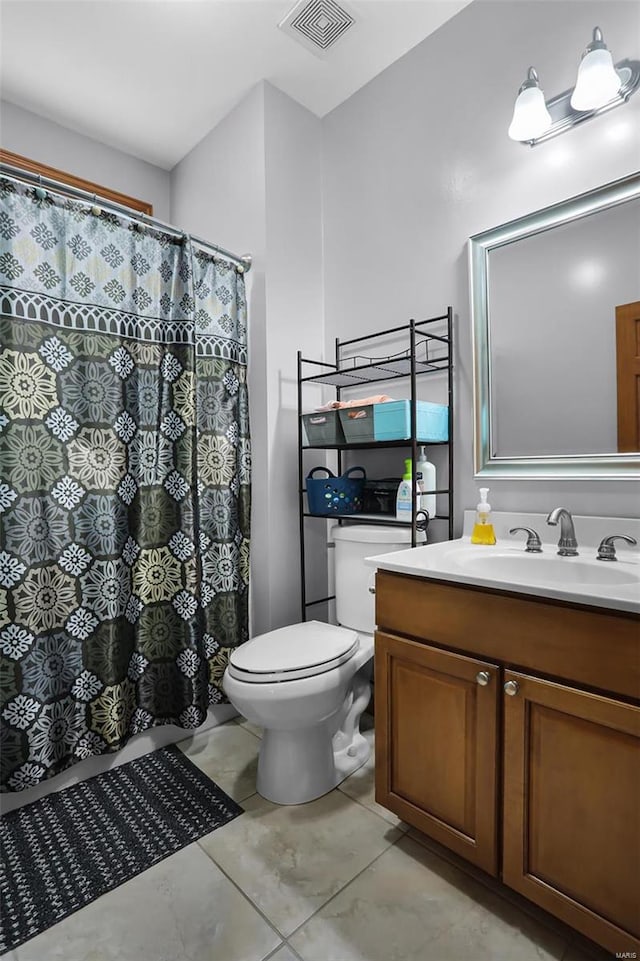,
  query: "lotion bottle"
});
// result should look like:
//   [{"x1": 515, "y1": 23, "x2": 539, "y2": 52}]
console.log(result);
[
  {"x1": 395, "y1": 459, "x2": 414, "y2": 519},
  {"x1": 470, "y1": 487, "x2": 496, "y2": 545},
  {"x1": 416, "y1": 446, "x2": 436, "y2": 519}
]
